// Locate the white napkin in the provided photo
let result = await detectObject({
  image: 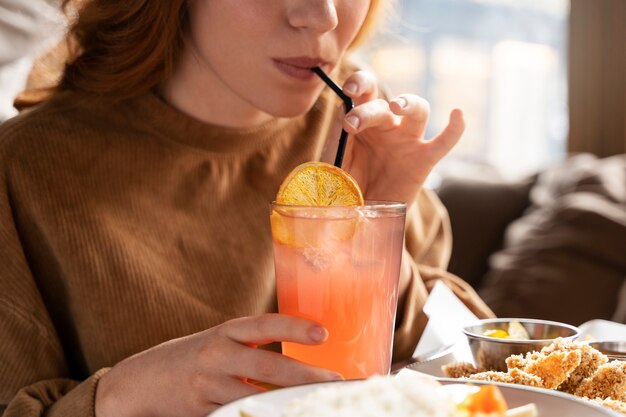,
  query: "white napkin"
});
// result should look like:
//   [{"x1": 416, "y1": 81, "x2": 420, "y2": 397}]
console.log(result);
[
  {"x1": 413, "y1": 281, "x2": 479, "y2": 358},
  {"x1": 578, "y1": 319, "x2": 626, "y2": 341}
]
